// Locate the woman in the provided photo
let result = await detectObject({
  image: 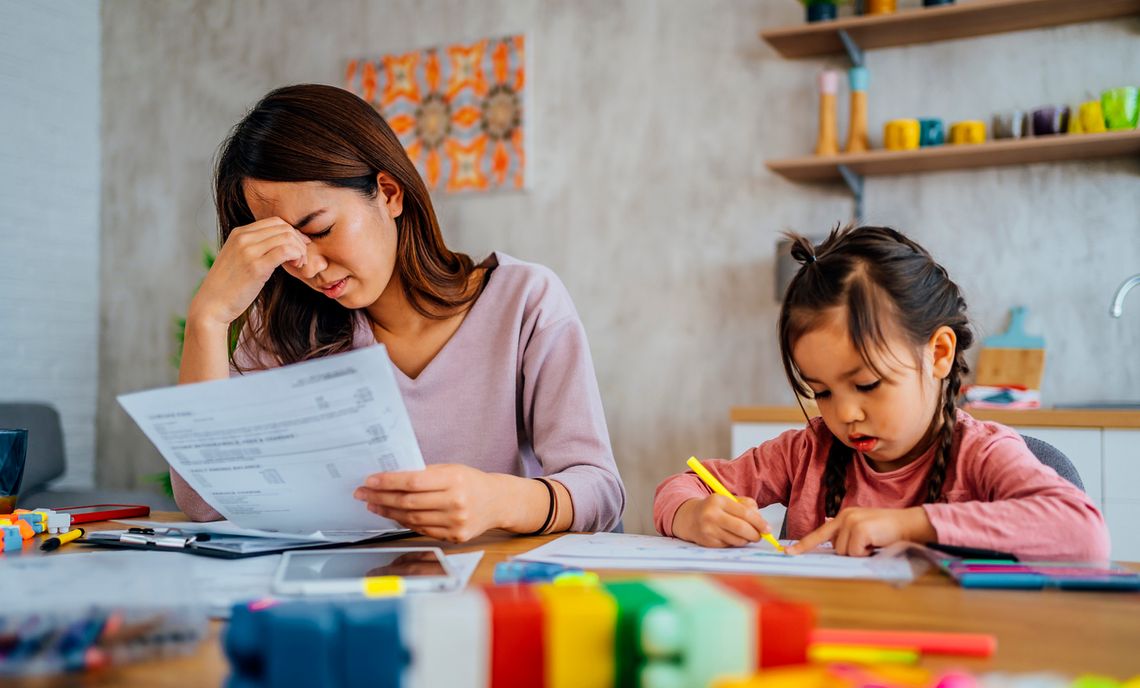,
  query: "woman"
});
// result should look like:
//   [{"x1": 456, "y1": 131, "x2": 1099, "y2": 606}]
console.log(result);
[{"x1": 174, "y1": 84, "x2": 625, "y2": 542}]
